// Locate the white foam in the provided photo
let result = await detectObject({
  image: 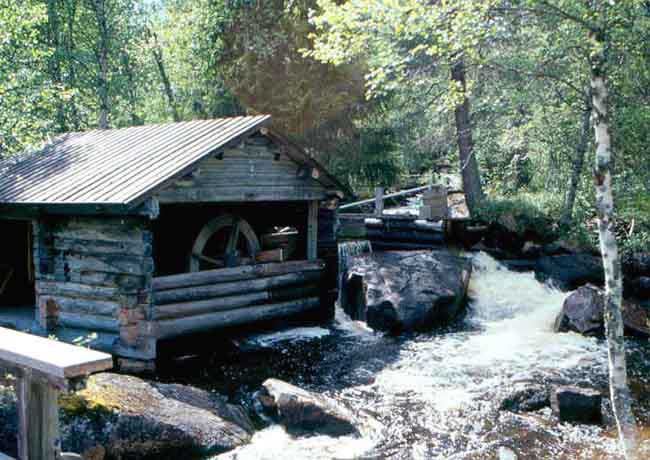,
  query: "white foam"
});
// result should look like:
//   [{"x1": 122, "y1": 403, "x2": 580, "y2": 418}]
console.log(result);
[{"x1": 244, "y1": 327, "x2": 330, "y2": 348}]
